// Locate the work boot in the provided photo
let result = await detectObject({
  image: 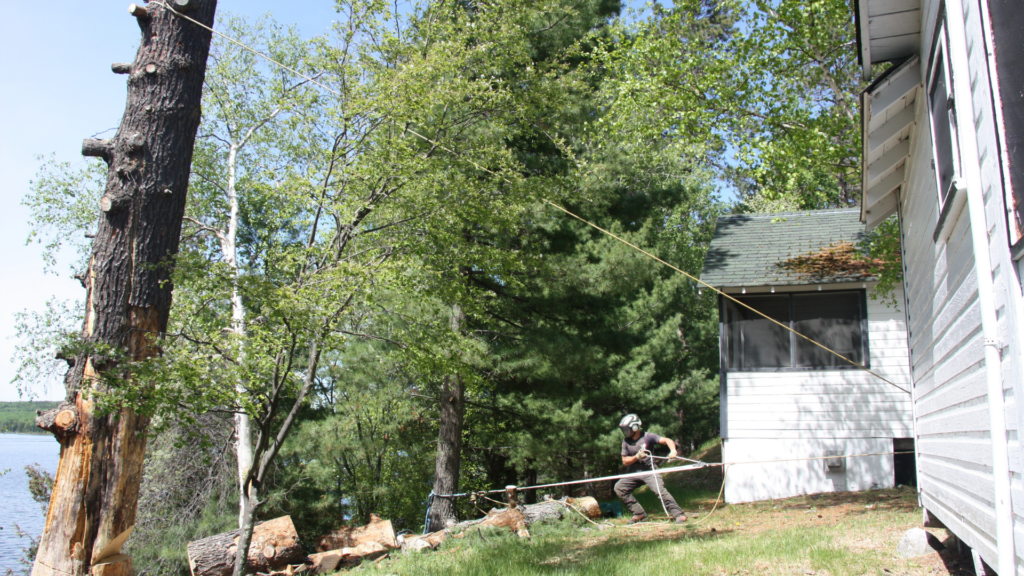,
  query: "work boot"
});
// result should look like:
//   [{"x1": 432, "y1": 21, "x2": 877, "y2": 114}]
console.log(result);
[
  {"x1": 674, "y1": 513, "x2": 688, "y2": 524},
  {"x1": 627, "y1": 513, "x2": 647, "y2": 524}
]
